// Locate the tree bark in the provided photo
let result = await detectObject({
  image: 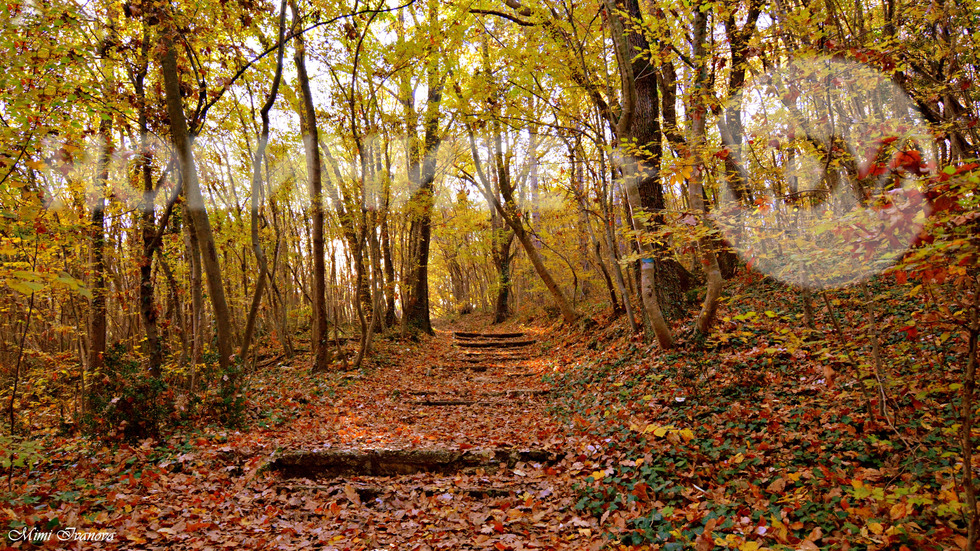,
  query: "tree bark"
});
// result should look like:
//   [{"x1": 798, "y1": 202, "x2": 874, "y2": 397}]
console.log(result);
[
  {"x1": 401, "y1": 35, "x2": 444, "y2": 336},
  {"x1": 381, "y1": 209, "x2": 397, "y2": 327},
  {"x1": 603, "y1": 0, "x2": 672, "y2": 348},
  {"x1": 135, "y1": 36, "x2": 164, "y2": 375},
  {"x1": 491, "y1": 210, "x2": 515, "y2": 323},
  {"x1": 290, "y1": 0, "x2": 331, "y2": 372},
  {"x1": 689, "y1": 4, "x2": 723, "y2": 338},
  {"x1": 89, "y1": 34, "x2": 113, "y2": 390},
  {"x1": 159, "y1": 31, "x2": 235, "y2": 379},
  {"x1": 241, "y1": 0, "x2": 288, "y2": 364},
  {"x1": 89, "y1": 117, "x2": 109, "y2": 384}
]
